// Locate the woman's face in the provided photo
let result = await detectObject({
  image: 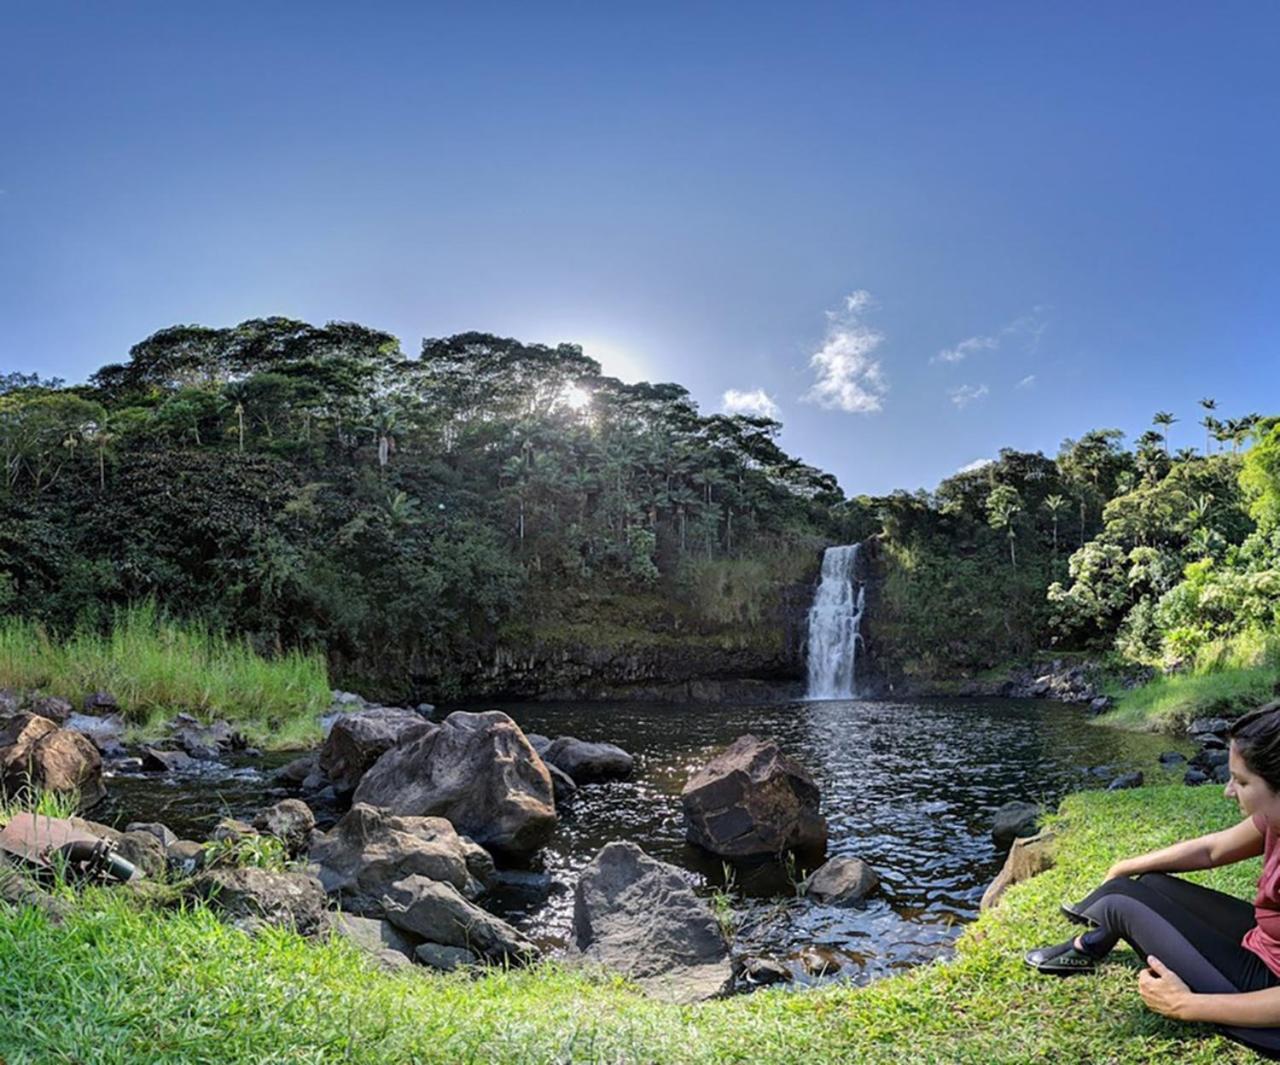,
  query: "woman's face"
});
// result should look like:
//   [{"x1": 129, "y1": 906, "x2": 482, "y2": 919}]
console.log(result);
[{"x1": 1226, "y1": 742, "x2": 1280, "y2": 822}]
